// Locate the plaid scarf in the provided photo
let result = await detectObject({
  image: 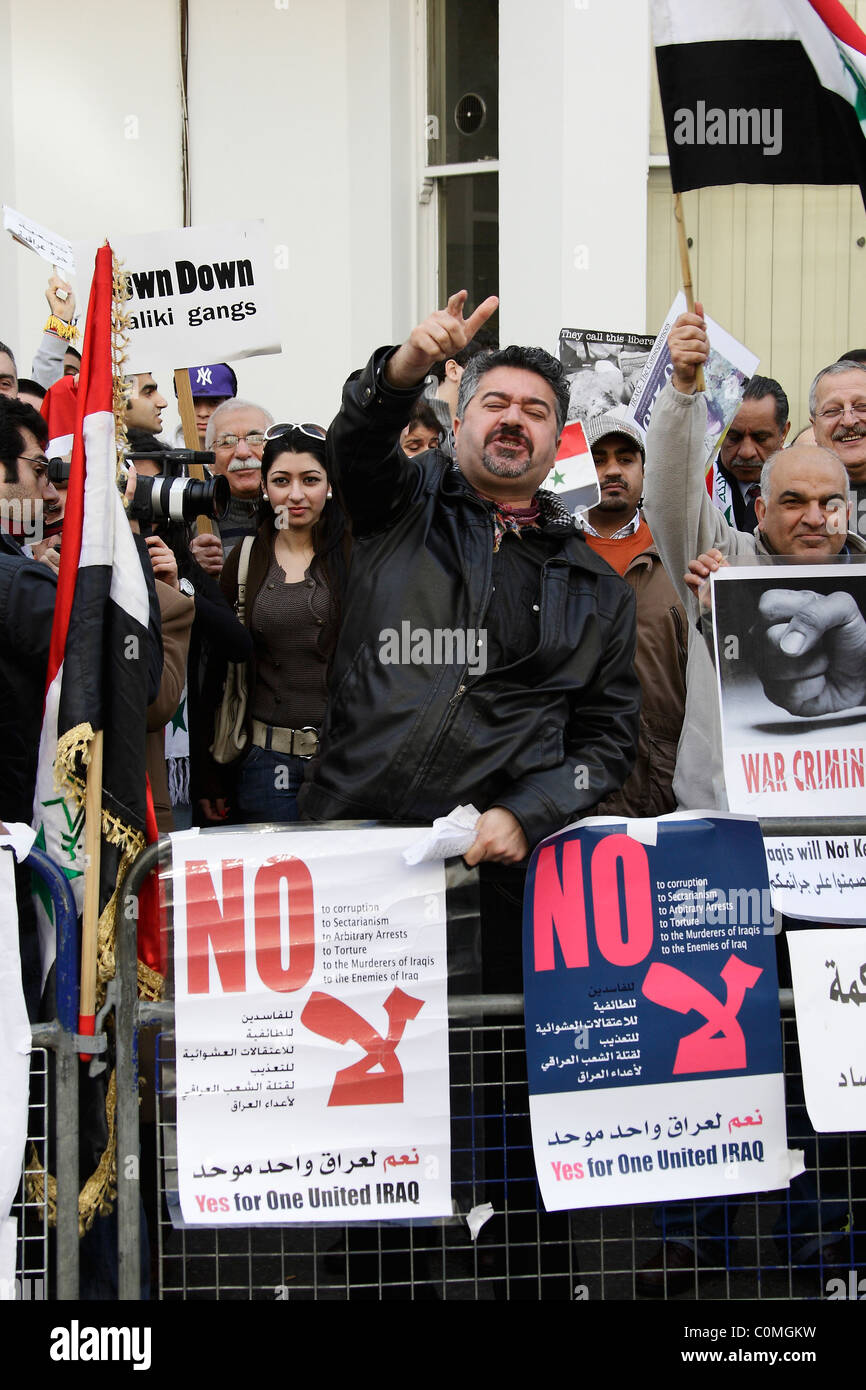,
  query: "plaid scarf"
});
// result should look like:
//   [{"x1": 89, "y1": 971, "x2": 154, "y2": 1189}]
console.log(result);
[
  {"x1": 491, "y1": 500, "x2": 541, "y2": 552},
  {"x1": 454, "y1": 463, "x2": 575, "y2": 550}
]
